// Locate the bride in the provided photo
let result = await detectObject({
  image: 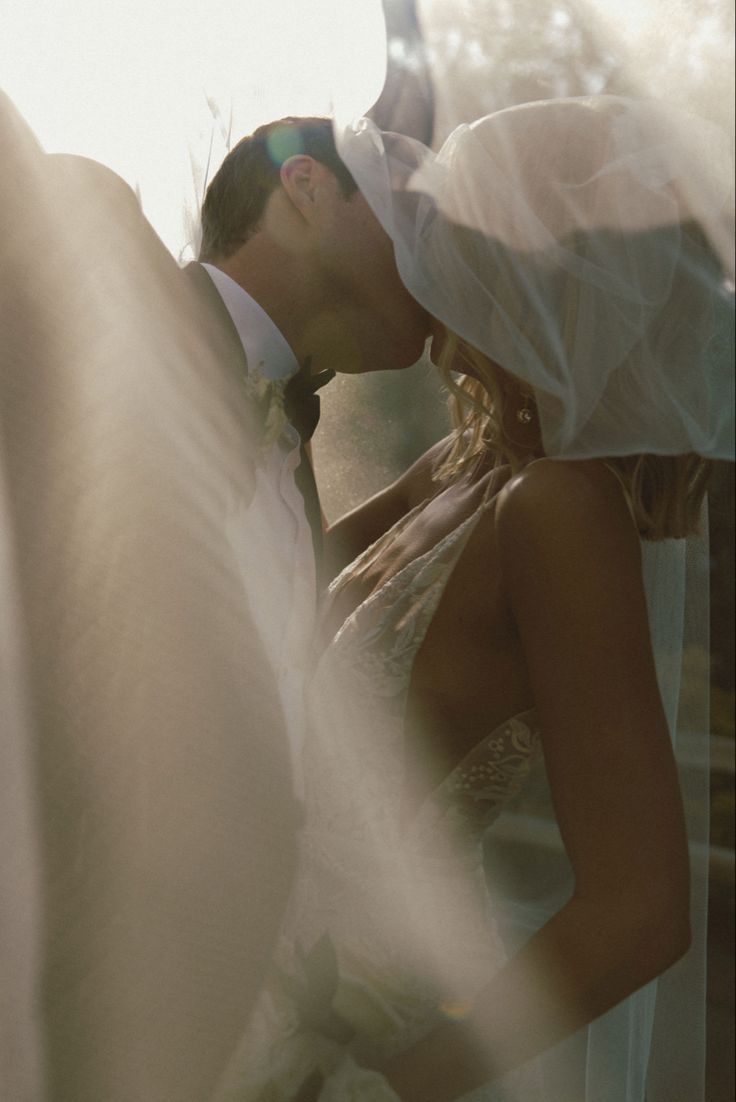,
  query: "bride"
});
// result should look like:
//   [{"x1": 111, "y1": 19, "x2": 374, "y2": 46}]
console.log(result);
[{"x1": 219, "y1": 96, "x2": 733, "y2": 1102}]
